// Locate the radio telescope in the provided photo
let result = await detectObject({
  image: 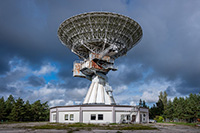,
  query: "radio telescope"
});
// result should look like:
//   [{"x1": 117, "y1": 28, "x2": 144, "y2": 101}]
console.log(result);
[{"x1": 58, "y1": 12, "x2": 143, "y2": 105}]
